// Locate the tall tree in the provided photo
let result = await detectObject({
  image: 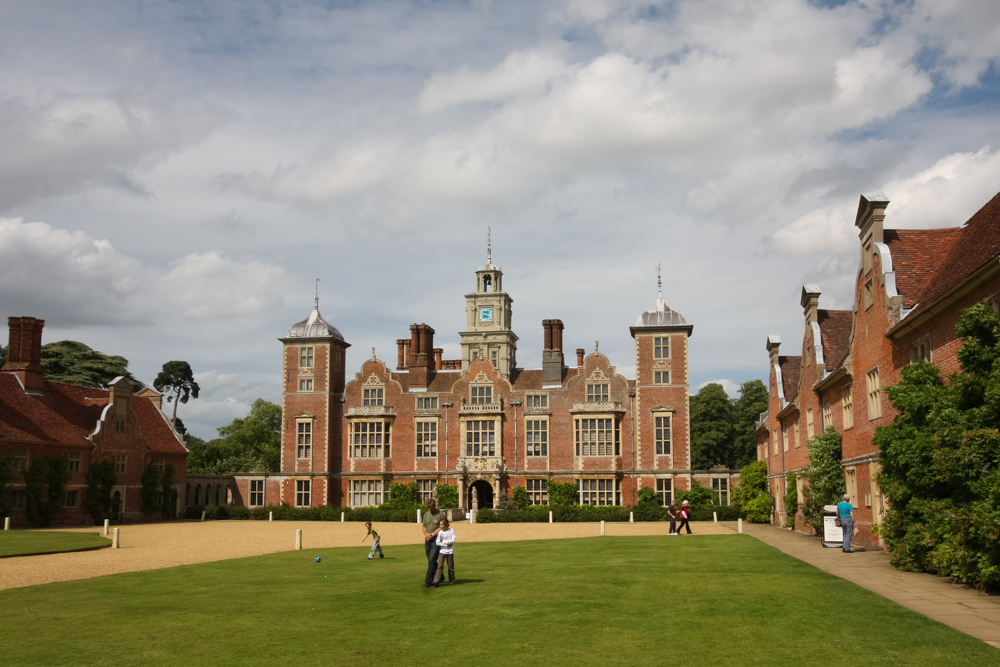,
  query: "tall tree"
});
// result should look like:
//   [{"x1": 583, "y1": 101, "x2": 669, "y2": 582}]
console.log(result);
[
  {"x1": 39, "y1": 340, "x2": 143, "y2": 391},
  {"x1": 153, "y1": 361, "x2": 200, "y2": 427},
  {"x1": 689, "y1": 383, "x2": 734, "y2": 468},
  {"x1": 730, "y1": 379, "x2": 769, "y2": 468},
  {"x1": 0, "y1": 343, "x2": 7, "y2": 368},
  {"x1": 186, "y1": 399, "x2": 281, "y2": 473}
]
